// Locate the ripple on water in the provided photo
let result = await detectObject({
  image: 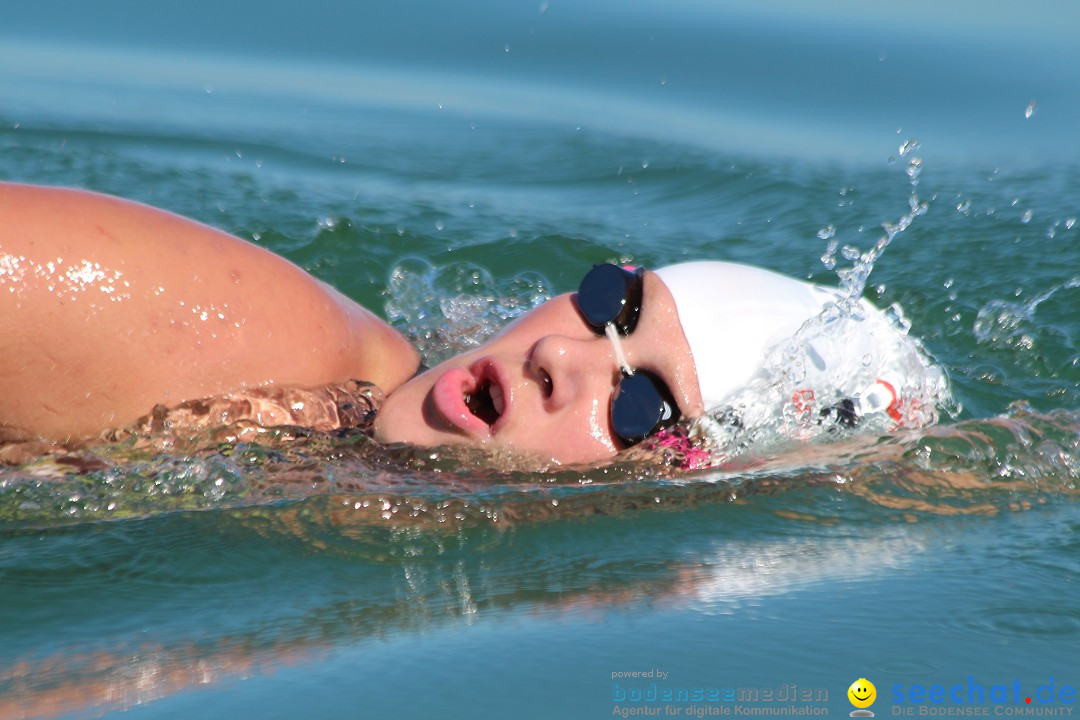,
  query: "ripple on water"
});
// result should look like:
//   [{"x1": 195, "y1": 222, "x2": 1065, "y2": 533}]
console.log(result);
[
  {"x1": 868, "y1": 657, "x2": 947, "y2": 678},
  {"x1": 0, "y1": 513, "x2": 286, "y2": 593},
  {"x1": 960, "y1": 606, "x2": 1080, "y2": 640}
]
